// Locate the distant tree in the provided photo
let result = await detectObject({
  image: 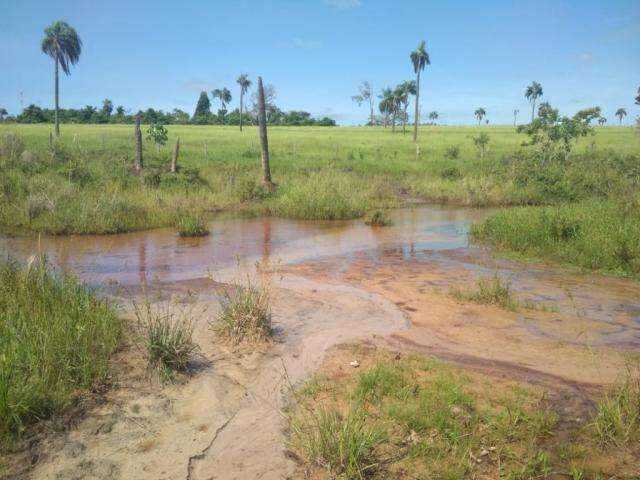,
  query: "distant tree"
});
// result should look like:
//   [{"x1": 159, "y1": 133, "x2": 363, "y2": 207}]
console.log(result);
[
  {"x1": 395, "y1": 81, "x2": 416, "y2": 133},
  {"x1": 41, "y1": 20, "x2": 82, "y2": 137},
  {"x1": 171, "y1": 108, "x2": 190, "y2": 124},
  {"x1": 636, "y1": 87, "x2": 640, "y2": 105},
  {"x1": 101, "y1": 98, "x2": 113, "y2": 117},
  {"x1": 251, "y1": 84, "x2": 277, "y2": 122},
  {"x1": 17, "y1": 104, "x2": 47, "y2": 123},
  {"x1": 525, "y1": 81, "x2": 543, "y2": 123},
  {"x1": 472, "y1": 133, "x2": 490, "y2": 159},
  {"x1": 513, "y1": 108, "x2": 519, "y2": 126},
  {"x1": 474, "y1": 107, "x2": 486, "y2": 125},
  {"x1": 211, "y1": 87, "x2": 232, "y2": 123},
  {"x1": 378, "y1": 87, "x2": 394, "y2": 128},
  {"x1": 598, "y1": 117, "x2": 607, "y2": 126},
  {"x1": 410, "y1": 40, "x2": 430, "y2": 142},
  {"x1": 615, "y1": 108, "x2": 627, "y2": 124},
  {"x1": 146, "y1": 123, "x2": 168, "y2": 152},
  {"x1": 428, "y1": 111, "x2": 438, "y2": 124},
  {"x1": 236, "y1": 74, "x2": 251, "y2": 131},
  {"x1": 0, "y1": 108, "x2": 7, "y2": 122},
  {"x1": 352, "y1": 81, "x2": 375, "y2": 126},
  {"x1": 115, "y1": 105, "x2": 125, "y2": 116},
  {"x1": 193, "y1": 91, "x2": 211, "y2": 119}
]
